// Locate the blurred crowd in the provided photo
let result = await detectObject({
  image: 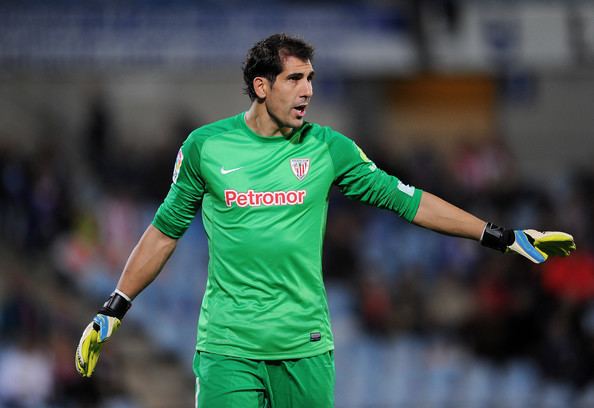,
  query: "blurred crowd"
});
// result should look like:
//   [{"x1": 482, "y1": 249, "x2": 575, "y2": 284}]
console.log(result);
[
  {"x1": 1, "y1": 97, "x2": 593, "y2": 407},
  {"x1": 0, "y1": 142, "x2": 140, "y2": 406}
]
